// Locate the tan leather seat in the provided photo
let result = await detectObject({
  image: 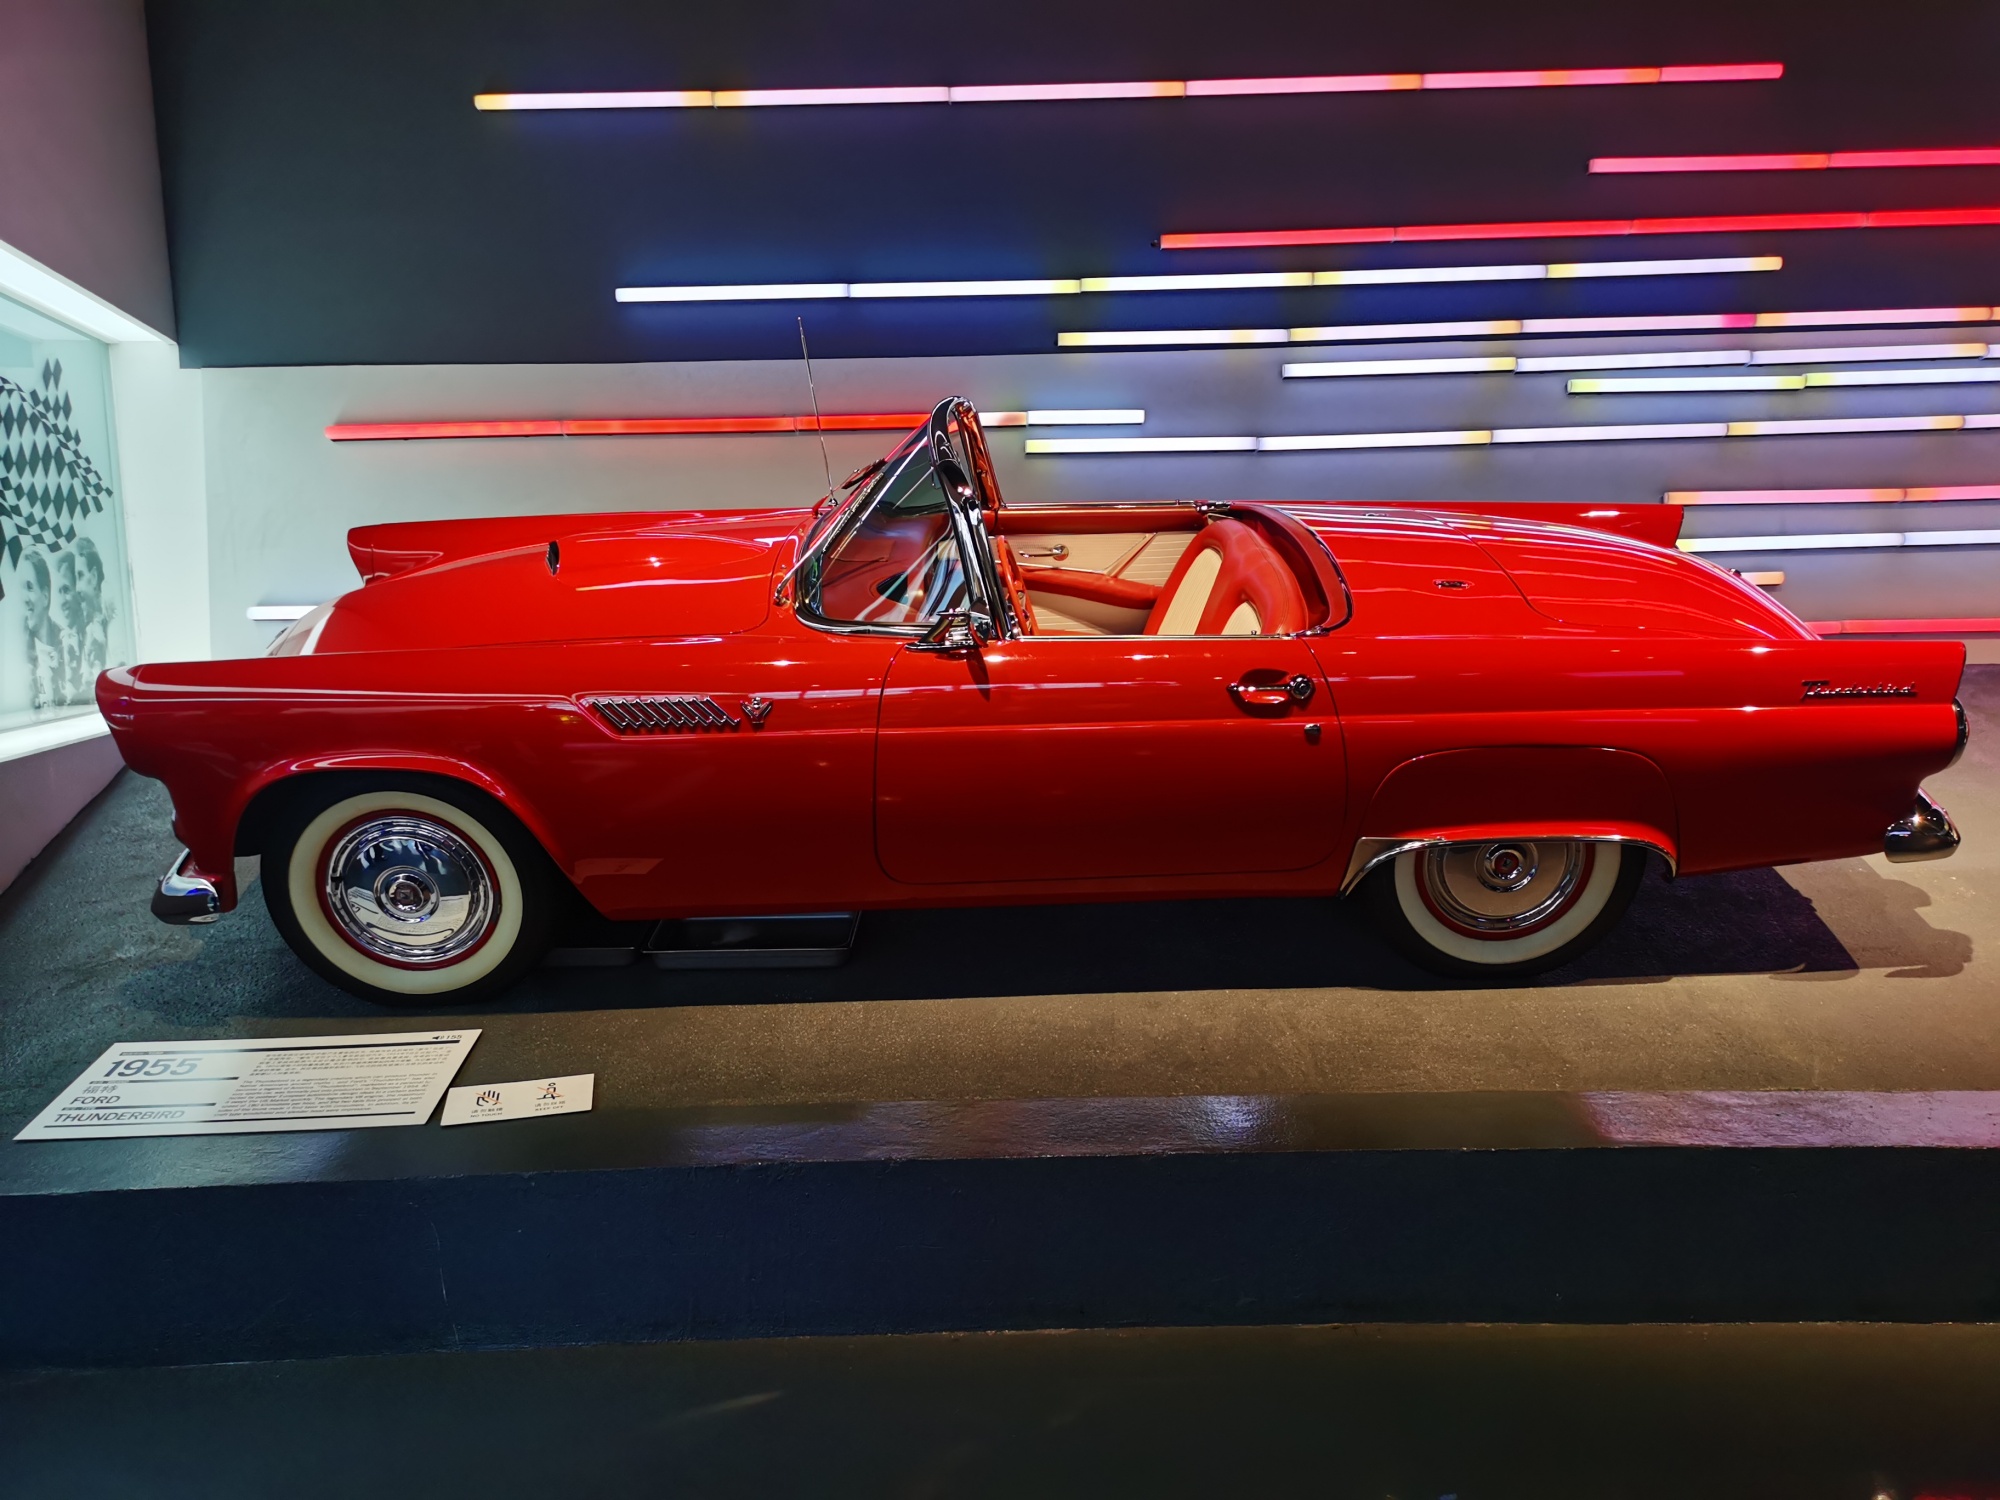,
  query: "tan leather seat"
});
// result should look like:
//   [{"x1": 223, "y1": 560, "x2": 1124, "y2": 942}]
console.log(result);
[{"x1": 1144, "y1": 520, "x2": 1308, "y2": 636}]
